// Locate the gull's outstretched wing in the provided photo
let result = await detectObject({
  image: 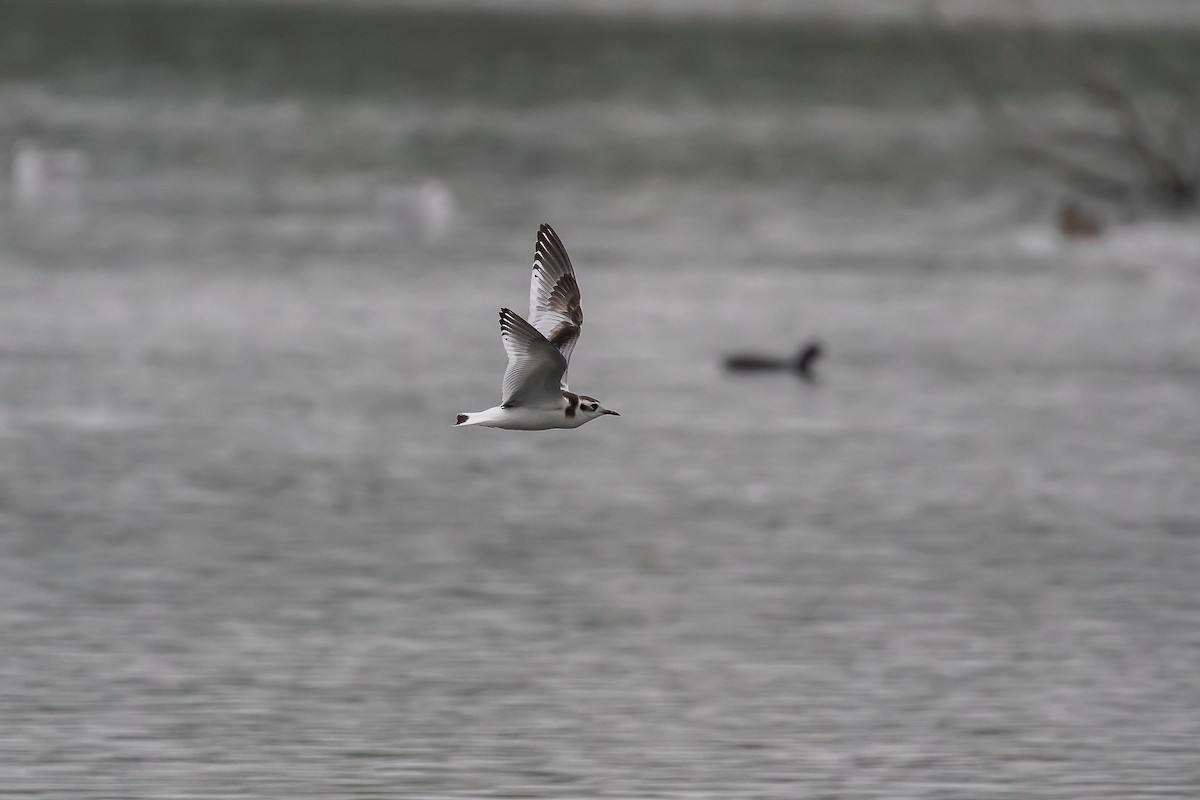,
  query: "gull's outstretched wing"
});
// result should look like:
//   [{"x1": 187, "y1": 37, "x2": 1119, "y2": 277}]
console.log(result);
[
  {"x1": 499, "y1": 308, "x2": 567, "y2": 409},
  {"x1": 528, "y1": 223, "x2": 583, "y2": 387}
]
